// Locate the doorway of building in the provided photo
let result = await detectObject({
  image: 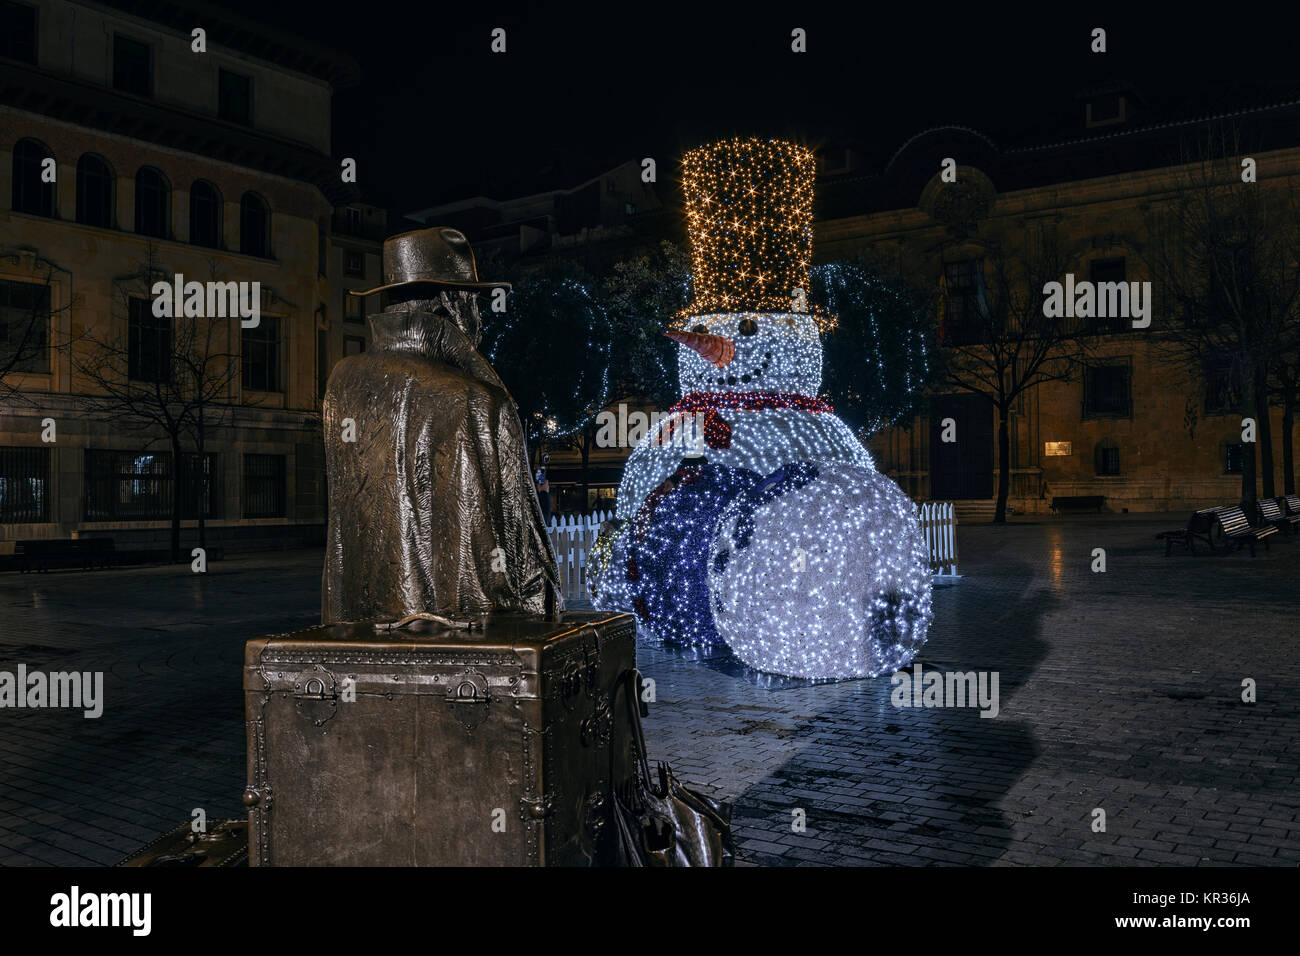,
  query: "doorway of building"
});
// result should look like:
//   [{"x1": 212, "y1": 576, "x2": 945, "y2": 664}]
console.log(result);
[{"x1": 929, "y1": 394, "x2": 994, "y2": 499}]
